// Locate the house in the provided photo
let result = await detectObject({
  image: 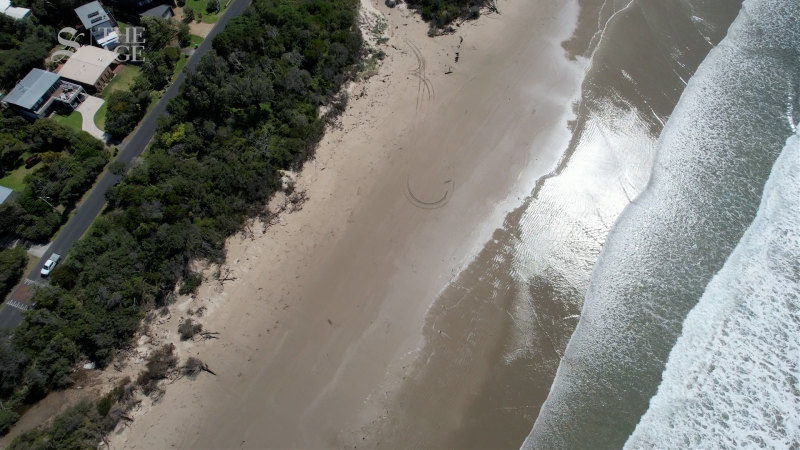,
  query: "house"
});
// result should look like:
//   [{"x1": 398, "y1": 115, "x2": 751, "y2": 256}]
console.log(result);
[
  {"x1": 0, "y1": 0, "x2": 31, "y2": 20},
  {"x1": 0, "y1": 186, "x2": 14, "y2": 205},
  {"x1": 58, "y1": 45, "x2": 118, "y2": 92},
  {"x1": 74, "y1": 1, "x2": 119, "y2": 49},
  {"x1": 1, "y1": 69, "x2": 84, "y2": 120},
  {"x1": 104, "y1": 0, "x2": 161, "y2": 22},
  {"x1": 139, "y1": 3, "x2": 173, "y2": 19}
]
